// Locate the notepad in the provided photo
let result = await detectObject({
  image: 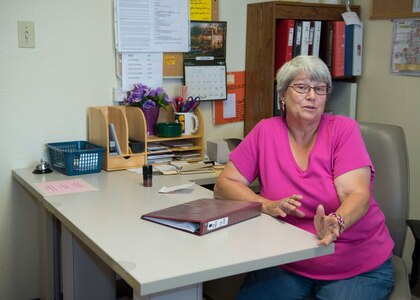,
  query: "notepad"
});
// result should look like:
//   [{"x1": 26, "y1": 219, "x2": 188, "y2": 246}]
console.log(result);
[{"x1": 141, "y1": 198, "x2": 262, "y2": 235}]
